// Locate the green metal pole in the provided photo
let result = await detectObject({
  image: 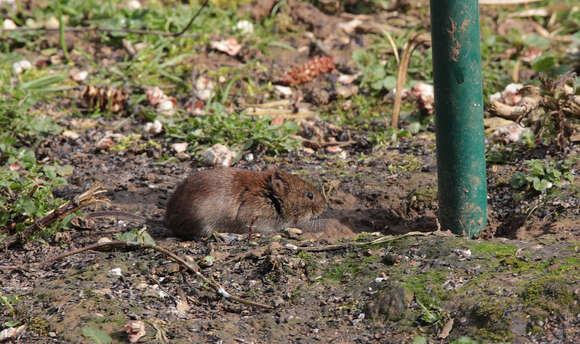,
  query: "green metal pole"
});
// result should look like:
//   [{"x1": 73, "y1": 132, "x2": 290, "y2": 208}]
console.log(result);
[{"x1": 430, "y1": 0, "x2": 487, "y2": 237}]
